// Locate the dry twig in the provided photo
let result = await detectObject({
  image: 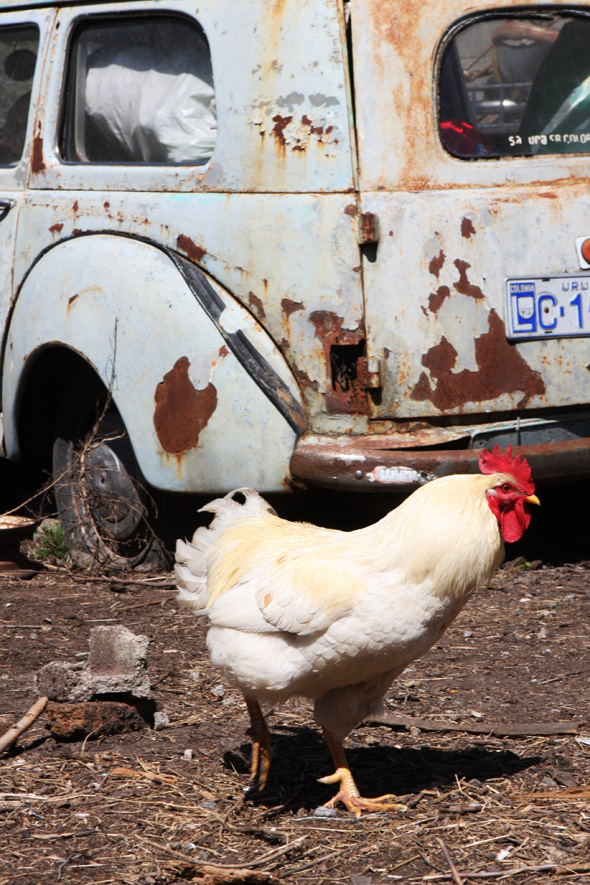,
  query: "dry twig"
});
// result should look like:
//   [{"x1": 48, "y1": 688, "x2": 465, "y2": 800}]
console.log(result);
[
  {"x1": 369, "y1": 711, "x2": 584, "y2": 736},
  {"x1": 0, "y1": 696, "x2": 48, "y2": 753}
]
